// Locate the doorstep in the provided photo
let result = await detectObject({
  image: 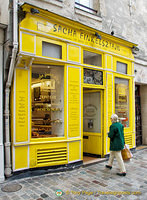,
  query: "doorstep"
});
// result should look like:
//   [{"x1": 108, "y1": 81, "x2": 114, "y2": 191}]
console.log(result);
[
  {"x1": 83, "y1": 156, "x2": 107, "y2": 167},
  {"x1": 136, "y1": 145, "x2": 147, "y2": 150}
]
